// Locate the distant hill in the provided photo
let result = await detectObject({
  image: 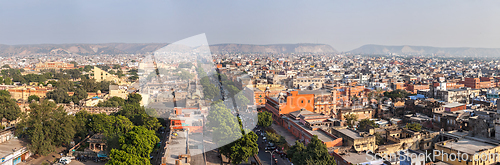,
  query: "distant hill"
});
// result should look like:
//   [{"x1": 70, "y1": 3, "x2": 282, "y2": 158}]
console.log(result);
[
  {"x1": 209, "y1": 43, "x2": 337, "y2": 53},
  {"x1": 0, "y1": 43, "x2": 336, "y2": 56},
  {"x1": 0, "y1": 43, "x2": 169, "y2": 56},
  {"x1": 350, "y1": 44, "x2": 500, "y2": 57}
]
